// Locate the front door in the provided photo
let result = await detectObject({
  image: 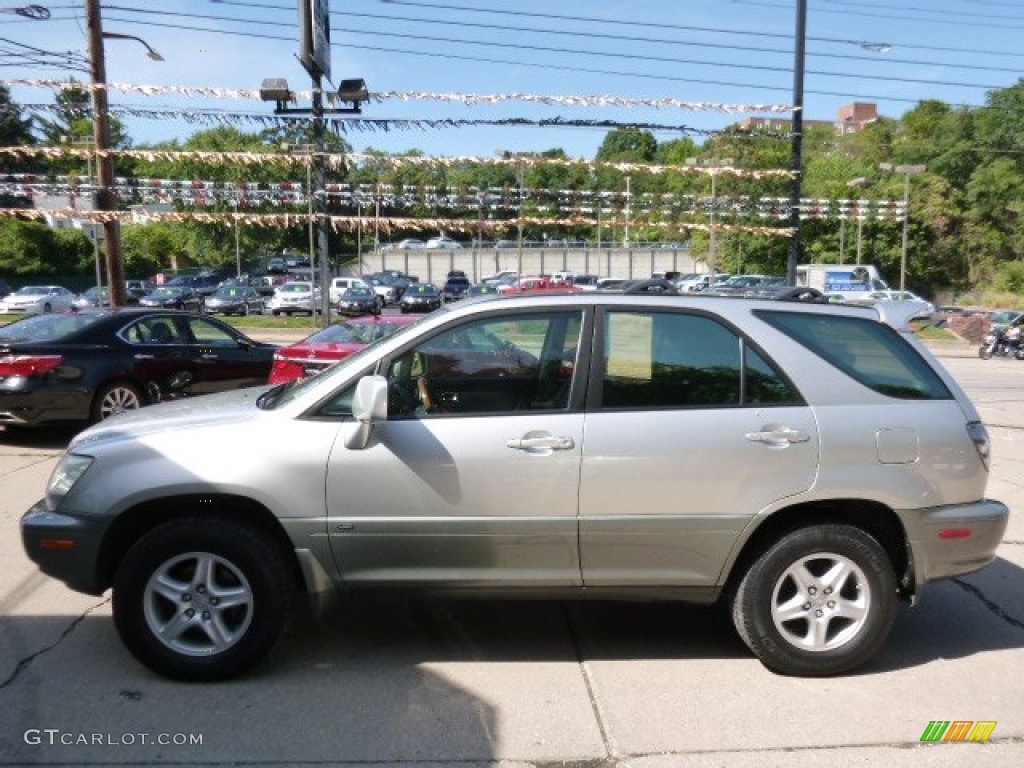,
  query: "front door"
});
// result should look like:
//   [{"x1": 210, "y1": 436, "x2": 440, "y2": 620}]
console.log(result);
[{"x1": 325, "y1": 309, "x2": 587, "y2": 586}]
